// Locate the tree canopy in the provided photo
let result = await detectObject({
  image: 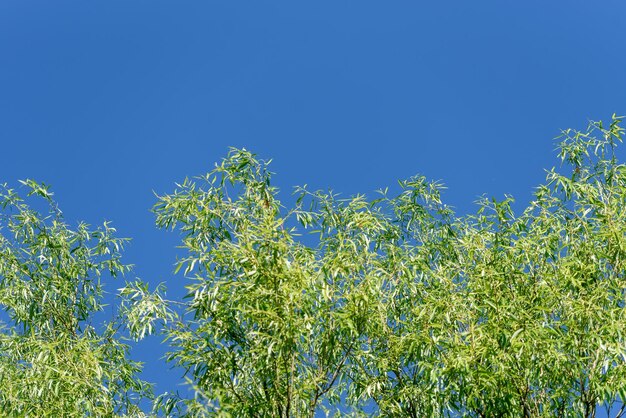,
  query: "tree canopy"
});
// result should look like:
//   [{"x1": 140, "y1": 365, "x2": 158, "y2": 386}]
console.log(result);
[
  {"x1": 2, "y1": 116, "x2": 626, "y2": 417},
  {"x1": 0, "y1": 181, "x2": 150, "y2": 416}
]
